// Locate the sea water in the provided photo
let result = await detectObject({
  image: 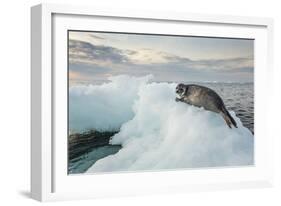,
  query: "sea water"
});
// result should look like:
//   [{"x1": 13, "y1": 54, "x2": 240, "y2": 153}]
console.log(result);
[{"x1": 199, "y1": 82, "x2": 254, "y2": 133}]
